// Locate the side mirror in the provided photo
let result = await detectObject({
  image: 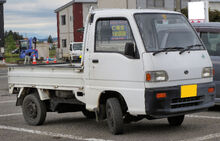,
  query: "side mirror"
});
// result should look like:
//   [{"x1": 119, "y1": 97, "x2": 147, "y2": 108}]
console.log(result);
[{"x1": 125, "y1": 42, "x2": 135, "y2": 57}]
